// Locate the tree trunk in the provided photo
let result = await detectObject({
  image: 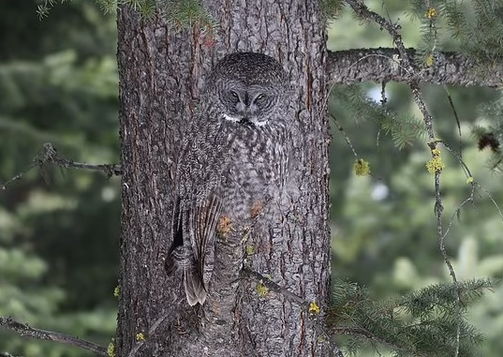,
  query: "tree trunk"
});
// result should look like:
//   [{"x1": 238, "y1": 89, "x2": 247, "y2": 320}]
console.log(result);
[{"x1": 117, "y1": 1, "x2": 331, "y2": 356}]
